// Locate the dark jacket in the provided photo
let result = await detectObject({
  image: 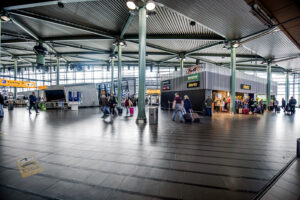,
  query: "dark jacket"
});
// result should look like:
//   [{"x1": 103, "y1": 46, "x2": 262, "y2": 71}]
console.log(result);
[
  {"x1": 0, "y1": 94, "x2": 4, "y2": 105},
  {"x1": 109, "y1": 96, "x2": 117, "y2": 107},
  {"x1": 101, "y1": 97, "x2": 109, "y2": 106},
  {"x1": 29, "y1": 95, "x2": 37, "y2": 105},
  {"x1": 282, "y1": 100, "x2": 286, "y2": 107},
  {"x1": 289, "y1": 99, "x2": 297, "y2": 106},
  {"x1": 184, "y1": 99, "x2": 192, "y2": 113}
]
